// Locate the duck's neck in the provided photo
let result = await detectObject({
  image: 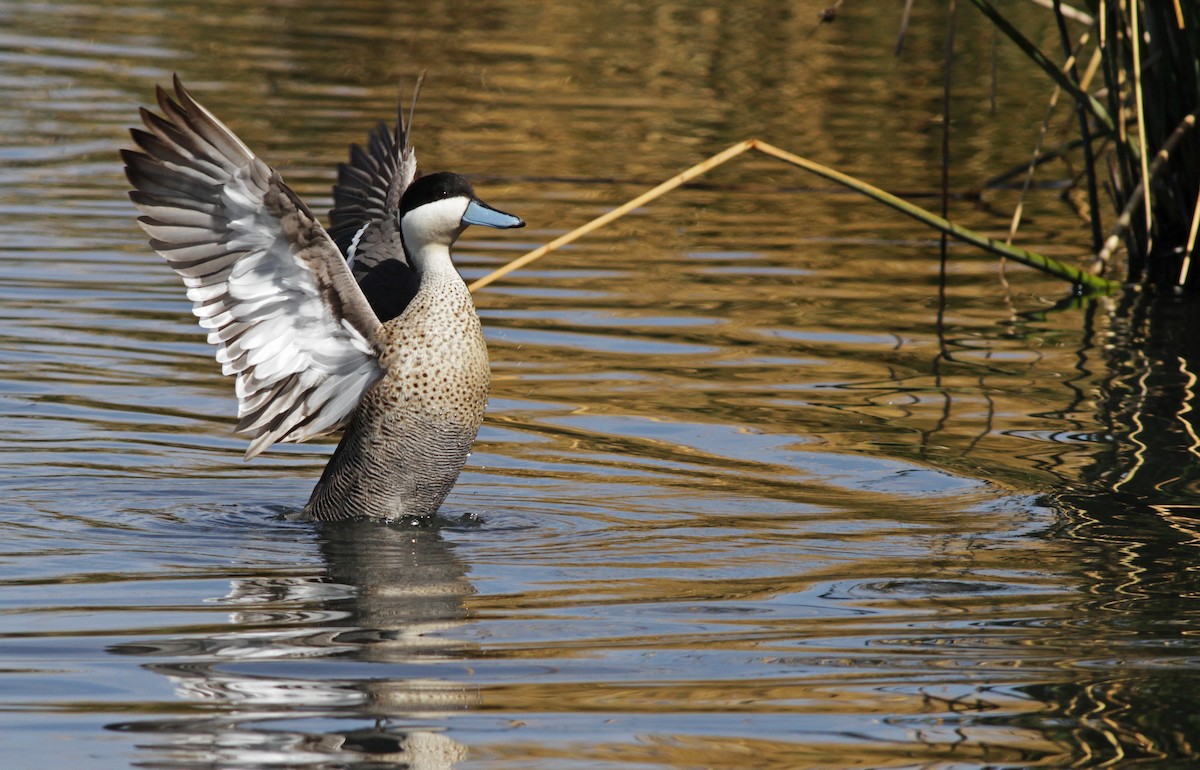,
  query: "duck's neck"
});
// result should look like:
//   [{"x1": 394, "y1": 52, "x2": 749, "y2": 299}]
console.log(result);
[
  {"x1": 401, "y1": 212, "x2": 467, "y2": 282},
  {"x1": 406, "y1": 242, "x2": 462, "y2": 282}
]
